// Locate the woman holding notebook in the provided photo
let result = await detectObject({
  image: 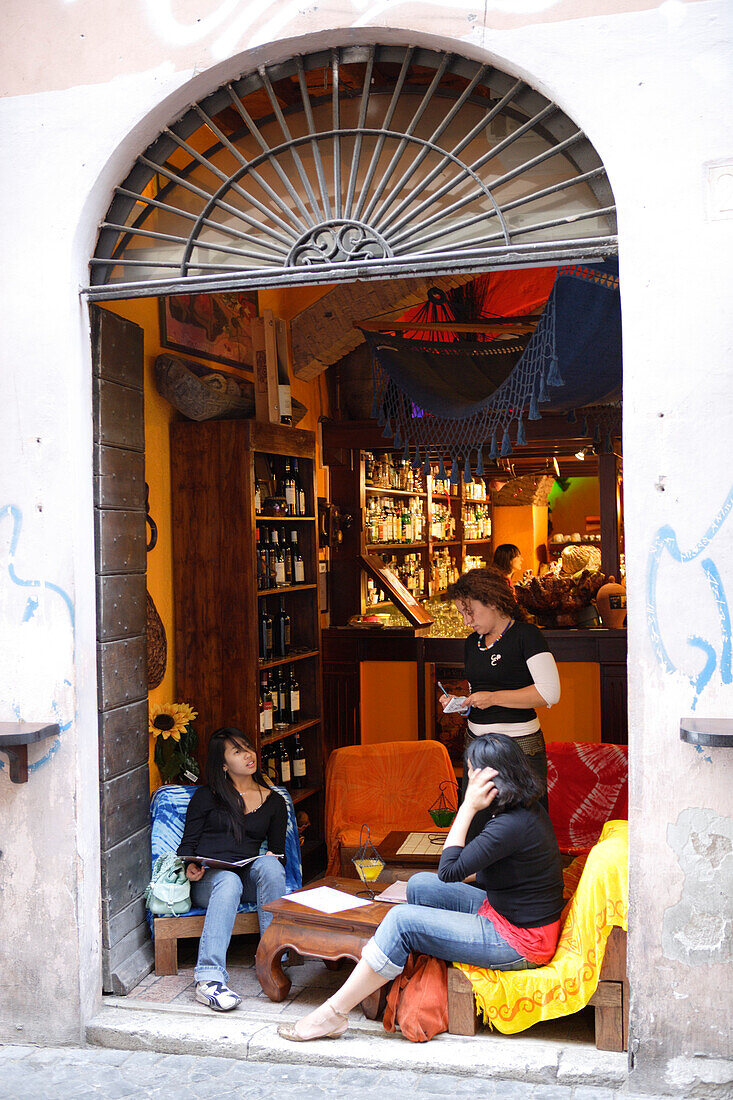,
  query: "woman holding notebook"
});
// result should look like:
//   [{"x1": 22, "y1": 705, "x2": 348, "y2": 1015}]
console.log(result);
[
  {"x1": 279, "y1": 733, "x2": 564, "y2": 1042},
  {"x1": 178, "y1": 727, "x2": 287, "y2": 1012}
]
